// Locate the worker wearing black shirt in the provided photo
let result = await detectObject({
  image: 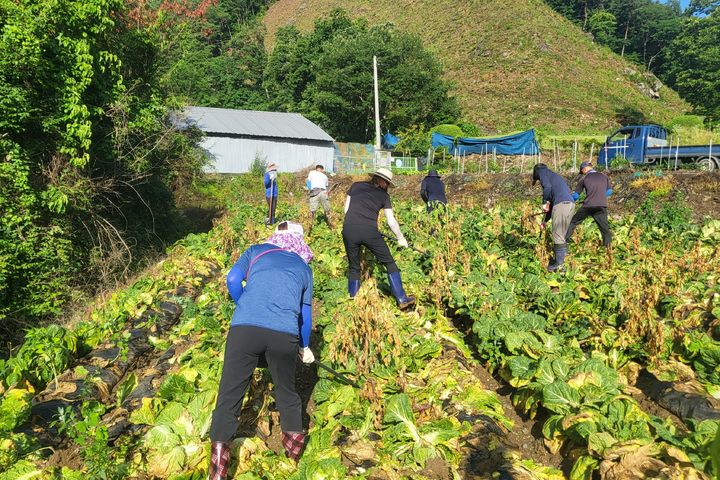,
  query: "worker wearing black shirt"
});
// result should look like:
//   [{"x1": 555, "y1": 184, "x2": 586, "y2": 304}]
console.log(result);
[
  {"x1": 566, "y1": 162, "x2": 613, "y2": 248},
  {"x1": 342, "y1": 168, "x2": 415, "y2": 310}
]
